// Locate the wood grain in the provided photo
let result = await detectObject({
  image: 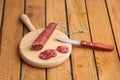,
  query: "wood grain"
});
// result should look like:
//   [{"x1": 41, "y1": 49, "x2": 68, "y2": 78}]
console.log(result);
[
  {"x1": 0, "y1": 0, "x2": 4, "y2": 28},
  {"x1": 106, "y1": 0, "x2": 120, "y2": 57},
  {"x1": 19, "y1": 29, "x2": 71, "y2": 68},
  {"x1": 0, "y1": 0, "x2": 4, "y2": 53},
  {"x1": 0, "y1": 0, "x2": 24, "y2": 80},
  {"x1": 21, "y1": 0, "x2": 46, "y2": 80},
  {"x1": 66, "y1": 0, "x2": 98, "y2": 80},
  {"x1": 86, "y1": 0, "x2": 120, "y2": 80},
  {"x1": 46, "y1": 0, "x2": 72, "y2": 80},
  {"x1": 0, "y1": 0, "x2": 120, "y2": 80}
]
